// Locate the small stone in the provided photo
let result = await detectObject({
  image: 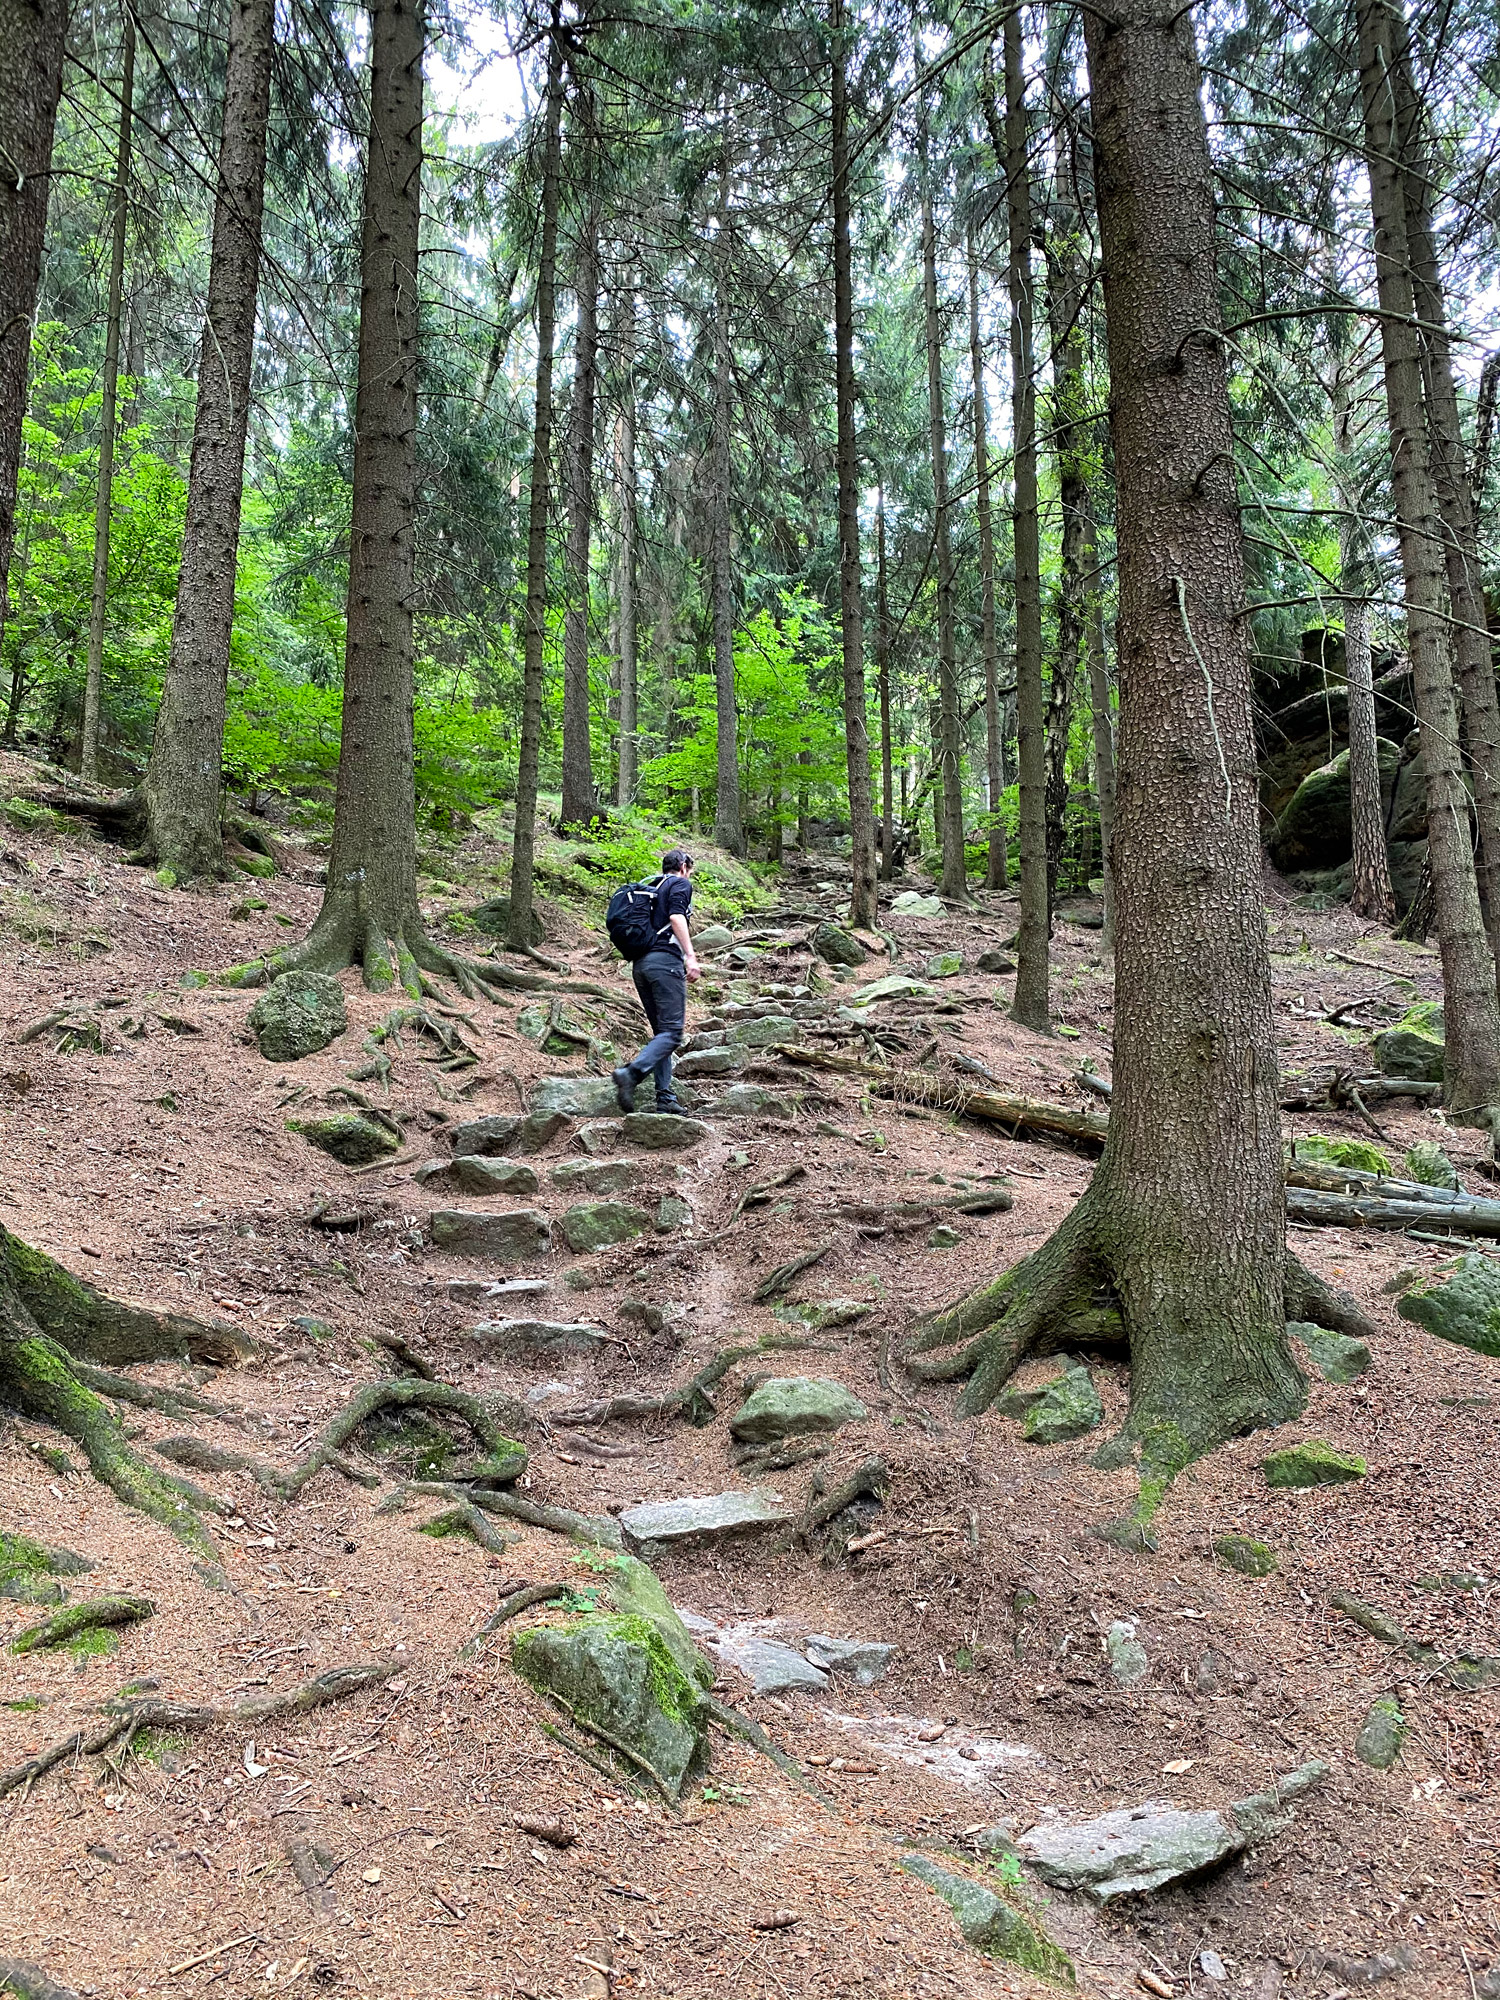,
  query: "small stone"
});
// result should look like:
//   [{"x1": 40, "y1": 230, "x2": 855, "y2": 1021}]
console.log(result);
[
  {"x1": 803, "y1": 1634, "x2": 893, "y2": 1685},
  {"x1": 1402, "y1": 1140, "x2": 1460, "y2": 1191},
  {"x1": 287, "y1": 1113, "x2": 398, "y2": 1166},
  {"x1": 726, "y1": 1015, "x2": 801, "y2": 1049},
  {"x1": 471, "y1": 1318, "x2": 610, "y2": 1352},
  {"x1": 450, "y1": 1113, "x2": 522, "y2": 1156},
  {"x1": 1355, "y1": 1695, "x2": 1406, "y2": 1770},
  {"x1": 656, "y1": 1194, "x2": 693, "y2": 1233},
  {"x1": 1262, "y1": 1440, "x2": 1366, "y2": 1487},
  {"x1": 694, "y1": 924, "x2": 734, "y2": 954},
  {"x1": 1022, "y1": 1364, "x2": 1104, "y2": 1444},
  {"x1": 514, "y1": 1111, "x2": 570, "y2": 1154},
  {"x1": 575, "y1": 1120, "x2": 626, "y2": 1155},
  {"x1": 619, "y1": 1490, "x2": 791, "y2": 1557},
  {"x1": 926, "y1": 951, "x2": 964, "y2": 979},
  {"x1": 429, "y1": 1208, "x2": 552, "y2": 1260},
  {"x1": 1396, "y1": 1252, "x2": 1500, "y2": 1357},
  {"x1": 445, "y1": 1276, "x2": 548, "y2": 1301},
  {"x1": 813, "y1": 922, "x2": 868, "y2": 967},
  {"x1": 977, "y1": 949, "x2": 1017, "y2": 974},
  {"x1": 1199, "y1": 1950, "x2": 1228, "y2": 1982},
  {"x1": 549, "y1": 1157, "x2": 642, "y2": 1196},
  {"x1": 710, "y1": 1083, "x2": 794, "y2": 1118},
  {"x1": 622, "y1": 1112, "x2": 710, "y2": 1151},
  {"x1": 447, "y1": 1155, "x2": 540, "y2": 1197},
  {"x1": 898, "y1": 1854, "x2": 1074, "y2": 1981},
  {"x1": 560, "y1": 1200, "x2": 652, "y2": 1253},
  {"x1": 289, "y1": 1313, "x2": 336, "y2": 1341},
  {"x1": 890, "y1": 891, "x2": 945, "y2": 917},
  {"x1": 247, "y1": 970, "x2": 348, "y2": 1062},
  {"x1": 716, "y1": 1632, "x2": 828, "y2": 1693},
  {"x1": 531, "y1": 1075, "x2": 639, "y2": 1118},
  {"x1": 927, "y1": 1225, "x2": 961, "y2": 1249},
  {"x1": 1214, "y1": 1534, "x2": 1276, "y2": 1577},
  {"x1": 771, "y1": 1298, "x2": 874, "y2": 1331},
  {"x1": 849, "y1": 973, "x2": 935, "y2": 1007},
  {"x1": 729, "y1": 1377, "x2": 869, "y2": 1443},
  {"x1": 673, "y1": 1047, "x2": 747, "y2": 1078},
  {"x1": 1289, "y1": 1322, "x2": 1372, "y2": 1384},
  {"x1": 1106, "y1": 1619, "x2": 1148, "y2": 1686}
]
